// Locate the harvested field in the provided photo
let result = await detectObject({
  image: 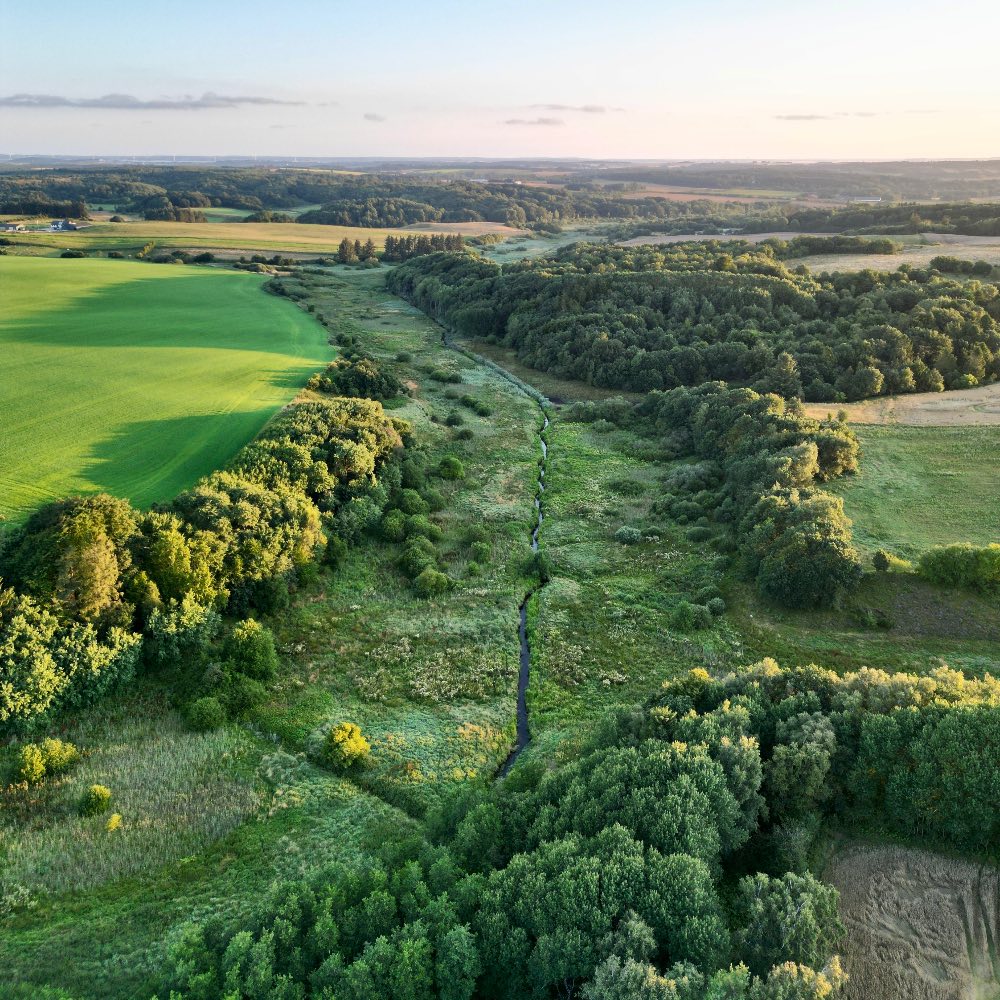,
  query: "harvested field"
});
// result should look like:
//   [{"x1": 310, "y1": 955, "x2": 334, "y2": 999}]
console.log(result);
[
  {"x1": 802, "y1": 383, "x2": 1000, "y2": 426},
  {"x1": 826, "y1": 841, "x2": 1000, "y2": 1000}
]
